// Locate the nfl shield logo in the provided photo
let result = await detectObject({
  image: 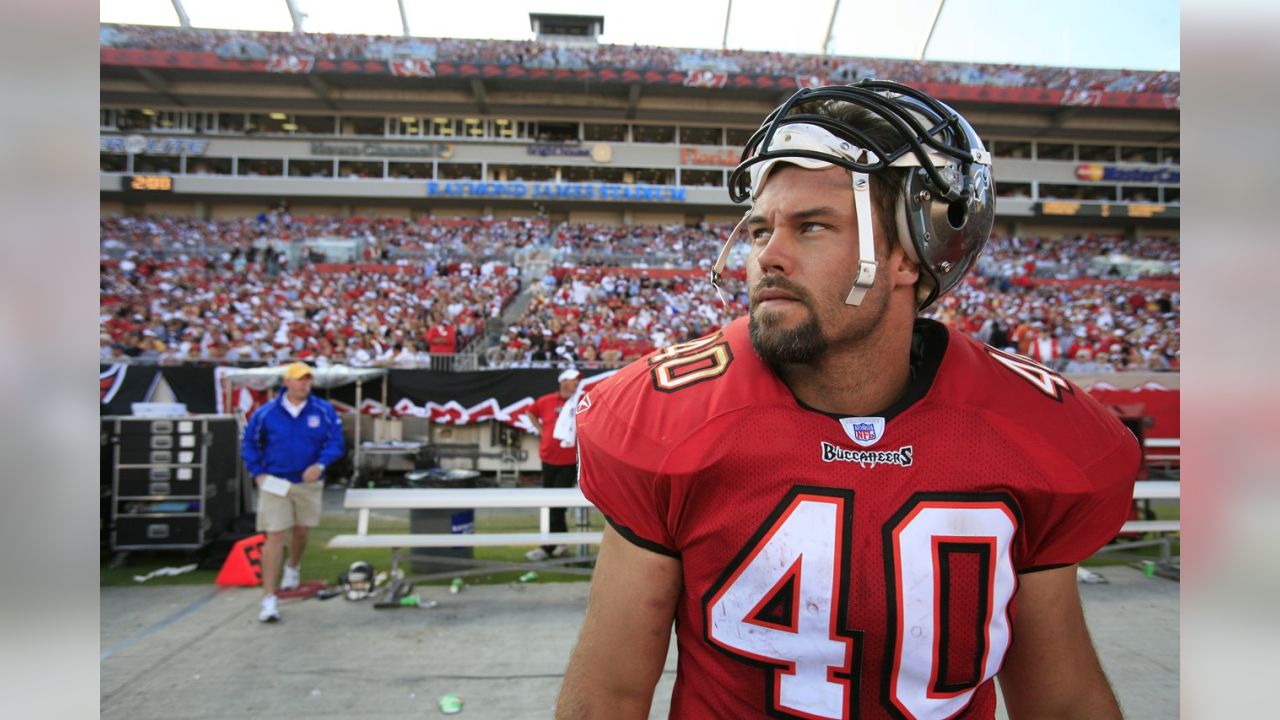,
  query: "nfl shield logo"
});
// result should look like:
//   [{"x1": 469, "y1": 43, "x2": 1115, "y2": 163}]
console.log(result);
[{"x1": 839, "y1": 416, "x2": 885, "y2": 448}]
